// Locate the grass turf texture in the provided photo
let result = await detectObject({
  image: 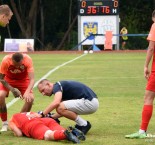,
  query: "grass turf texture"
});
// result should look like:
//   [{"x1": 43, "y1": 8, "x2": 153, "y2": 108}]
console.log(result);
[{"x1": 0, "y1": 52, "x2": 155, "y2": 145}]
